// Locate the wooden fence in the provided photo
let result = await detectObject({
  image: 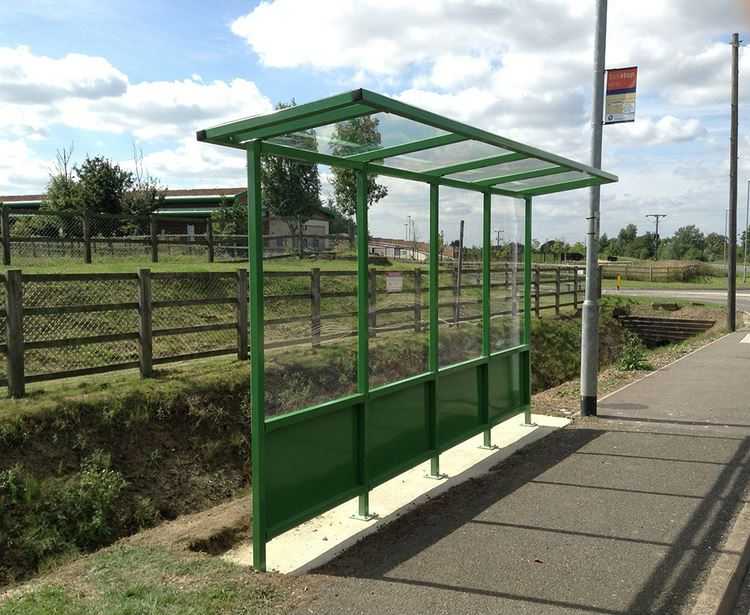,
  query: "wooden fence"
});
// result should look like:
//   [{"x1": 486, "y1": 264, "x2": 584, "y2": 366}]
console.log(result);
[
  {"x1": 600, "y1": 262, "x2": 702, "y2": 282},
  {"x1": 0, "y1": 209, "x2": 349, "y2": 265},
  {"x1": 0, "y1": 264, "x2": 585, "y2": 398}
]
